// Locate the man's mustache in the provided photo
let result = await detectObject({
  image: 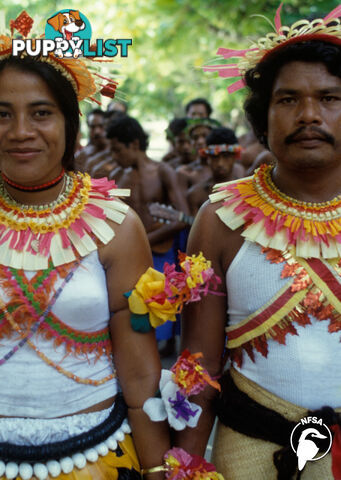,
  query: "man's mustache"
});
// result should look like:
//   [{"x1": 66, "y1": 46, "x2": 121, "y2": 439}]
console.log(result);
[{"x1": 285, "y1": 126, "x2": 335, "y2": 145}]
